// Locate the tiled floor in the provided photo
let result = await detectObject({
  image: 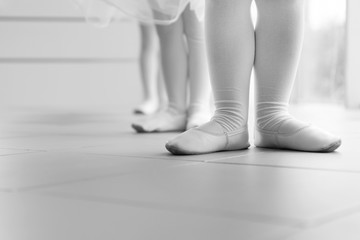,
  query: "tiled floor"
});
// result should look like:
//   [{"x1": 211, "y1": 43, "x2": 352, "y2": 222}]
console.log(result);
[{"x1": 0, "y1": 104, "x2": 359, "y2": 240}]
